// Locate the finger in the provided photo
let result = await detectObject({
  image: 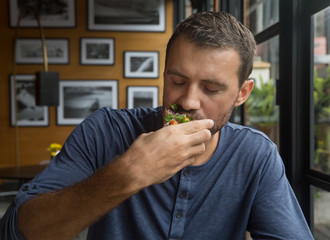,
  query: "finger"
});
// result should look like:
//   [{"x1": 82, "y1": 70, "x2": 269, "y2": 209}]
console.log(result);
[
  {"x1": 188, "y1": 142, "x2": 207, "y2": 158},
  {"x1": 179, "y1": 143, "x2": 207, "y2": 167},
  {"x1": 180, "y1": 119, "x2": 214, "y2": 134},
  {"x1": 187, "y1": 129, "x2": 212, "y2": 146}
]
